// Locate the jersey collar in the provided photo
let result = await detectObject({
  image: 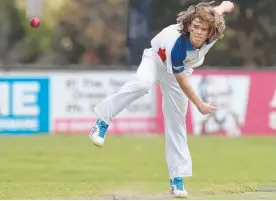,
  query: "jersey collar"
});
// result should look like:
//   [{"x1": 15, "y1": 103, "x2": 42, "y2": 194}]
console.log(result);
[
  {"x1": 185, "y1": 34, "x2": 211, "y2": 50},
  {"x1": 185, "y1": 36, "x2": 196, "y2": 51}
]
